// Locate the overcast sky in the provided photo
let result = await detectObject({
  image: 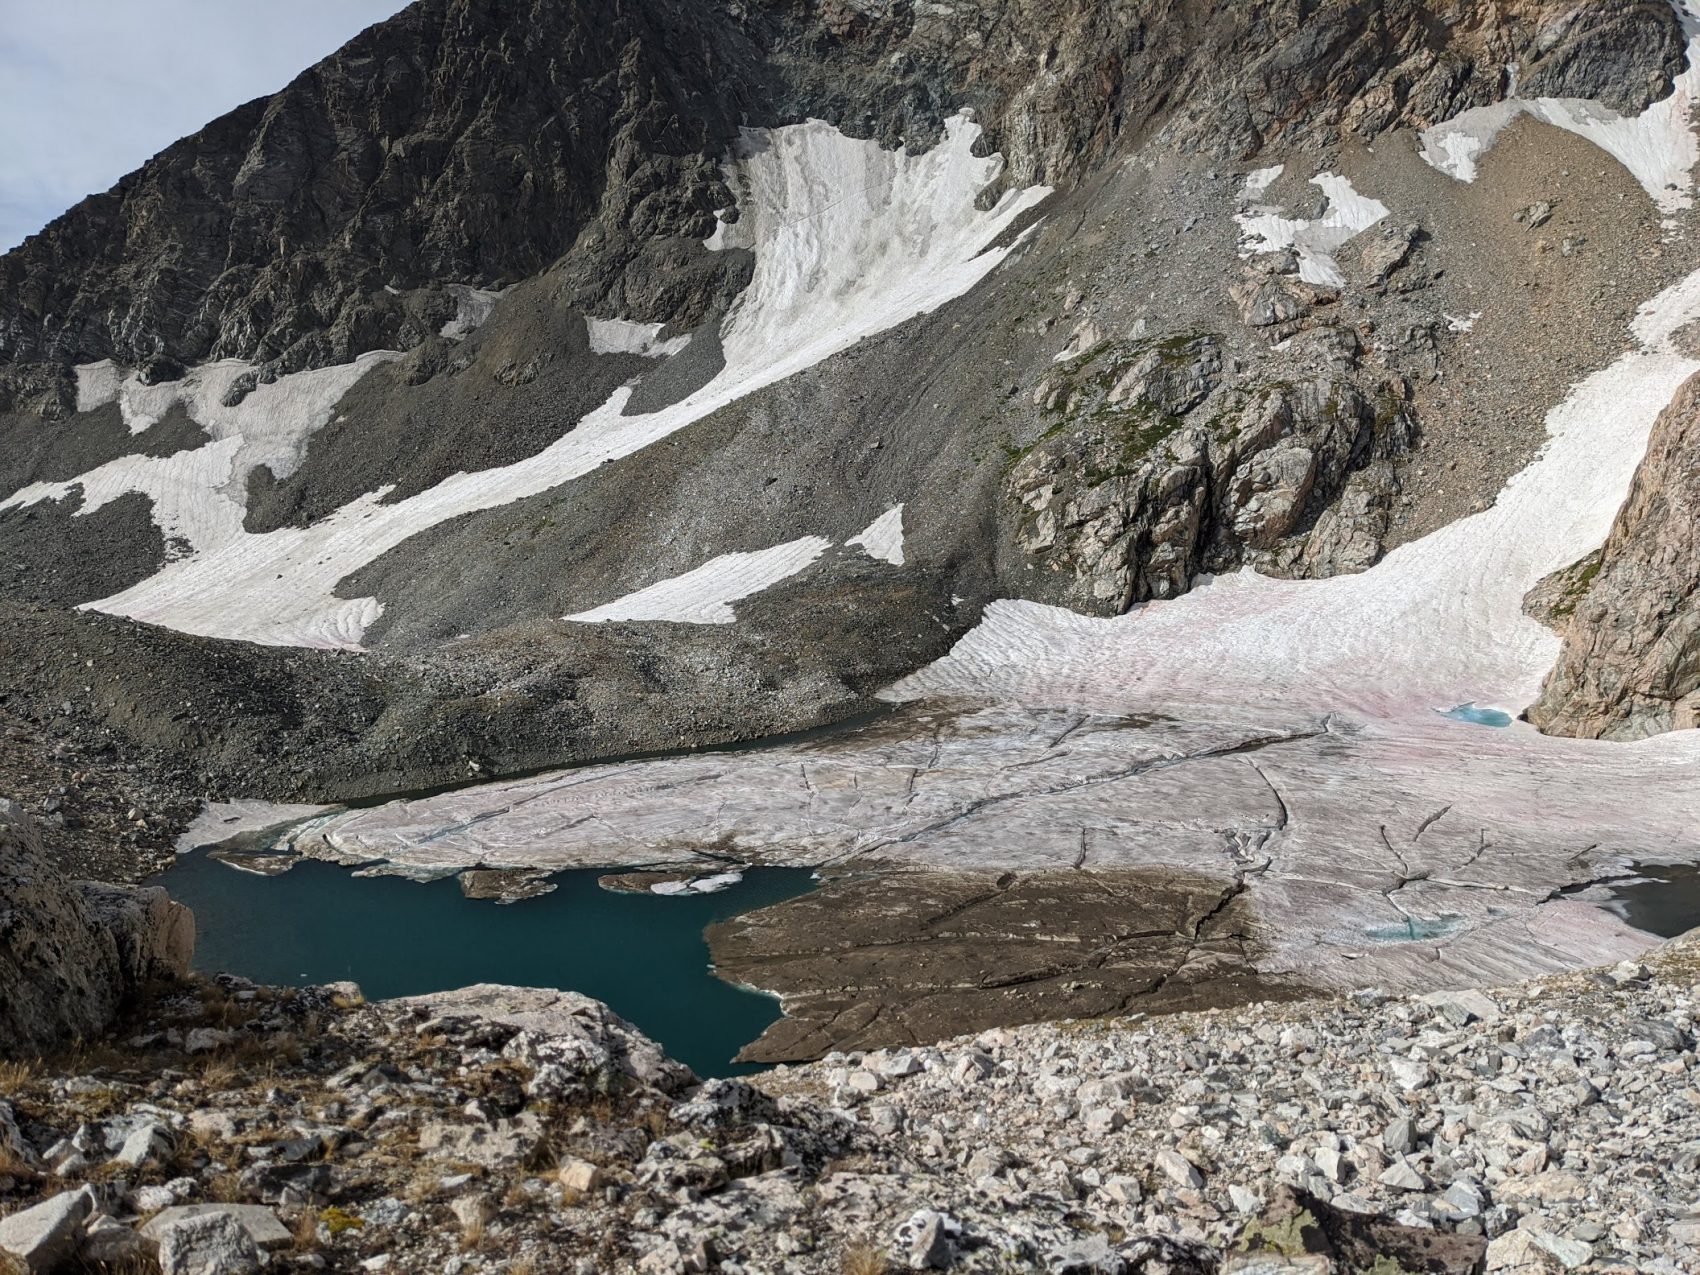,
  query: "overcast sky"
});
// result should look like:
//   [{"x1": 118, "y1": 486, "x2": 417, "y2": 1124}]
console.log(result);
[{"x1": 0, "y1": 0, "x2": 411, "y2": 252}]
